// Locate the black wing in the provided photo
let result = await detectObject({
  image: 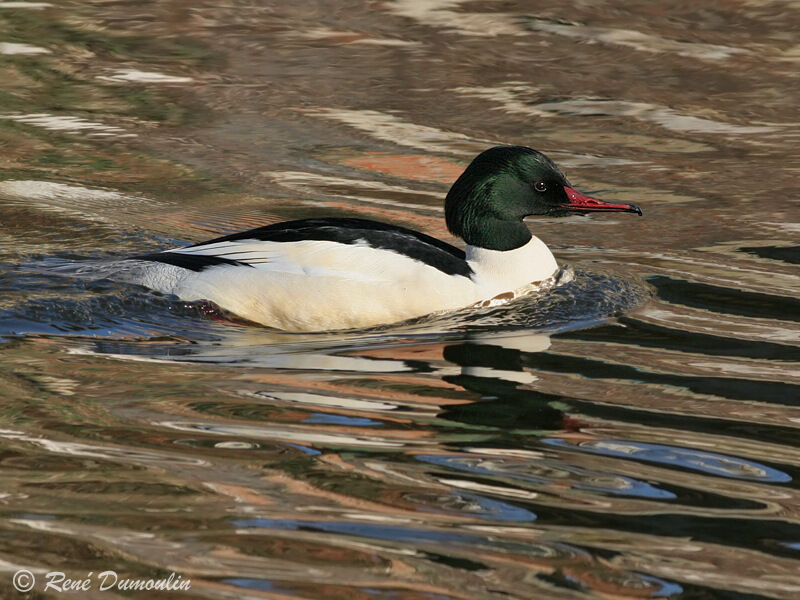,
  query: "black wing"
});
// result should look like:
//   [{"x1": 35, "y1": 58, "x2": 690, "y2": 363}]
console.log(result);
[
  {"x1": 133, "y1": 252, "x2": 253, "y2": 272},
  {"x1": 135, "y1": 218, "x2": 473, "y2": 278}
]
